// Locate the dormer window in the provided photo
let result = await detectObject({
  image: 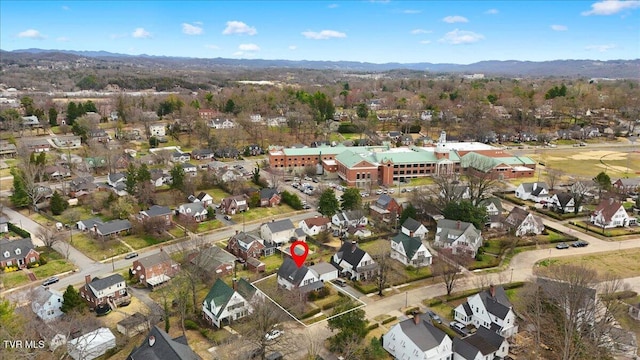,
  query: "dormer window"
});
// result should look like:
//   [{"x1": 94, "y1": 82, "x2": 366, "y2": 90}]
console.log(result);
[
  {"x1": 15, "y1": 248, "x2": 21, "y2": 256},
  {"x1": 3, "y1": 251, "x2": 9, "y2": 258}
]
